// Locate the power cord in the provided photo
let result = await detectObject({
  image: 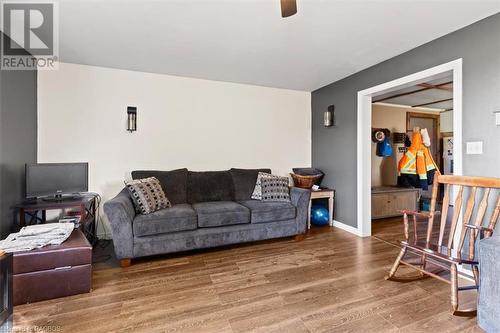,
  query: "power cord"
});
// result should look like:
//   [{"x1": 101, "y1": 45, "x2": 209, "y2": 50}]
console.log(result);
[{"x1": 84, "y1": 192, "x2": 112, "y2": 263}]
